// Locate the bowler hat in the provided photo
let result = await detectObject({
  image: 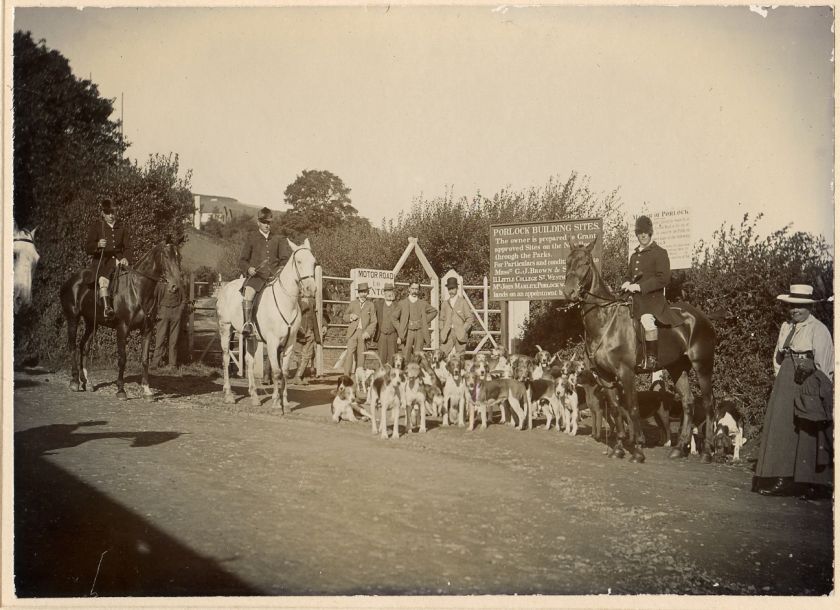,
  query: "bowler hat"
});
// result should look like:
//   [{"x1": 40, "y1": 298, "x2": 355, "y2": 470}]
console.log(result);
[
  {"x1": 445, "y1": 277, "x2": 459, "y2": 289},
  {"x1": 777, "y1": 283, "x2": 821, "y2": 305},
  {"x1": 258, "y1": 207, "x2": 273, "y2": 223},
  {"x1": 357, "y1": 282, "x2": 370, "y2": 292},
  {"x1": 634, "y1": 215, "x2": 653, "y2": 235},
  {"x1": 383, "y1": 283, "x2": 395, "y2": 291},
  {"x1": 100, "y1": 199, "x2": 116, "y2": 214}
]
